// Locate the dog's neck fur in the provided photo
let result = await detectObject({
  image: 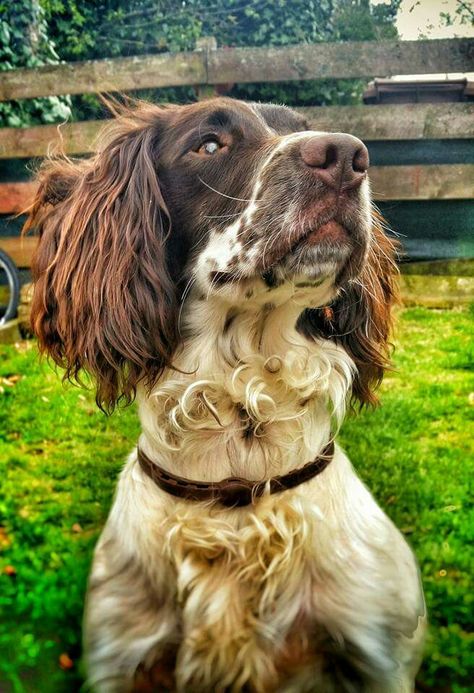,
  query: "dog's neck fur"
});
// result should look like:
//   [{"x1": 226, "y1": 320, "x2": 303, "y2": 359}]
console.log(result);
[{"x1": 138, "y1": 279, "x2": 355, "y2": 482}]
